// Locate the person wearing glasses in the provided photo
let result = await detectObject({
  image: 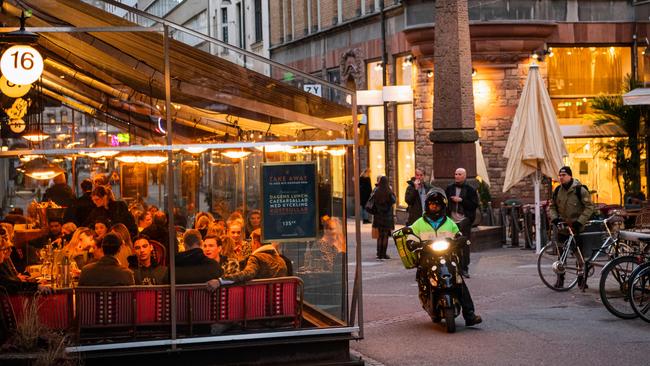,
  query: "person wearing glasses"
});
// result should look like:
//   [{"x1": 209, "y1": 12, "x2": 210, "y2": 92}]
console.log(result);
[
  {"x1": 0, "y1": 237, "x2": 51, "y2": 294},
  {"x1": 549, "y1": 166, "x2": 595, "y2": 288}
]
